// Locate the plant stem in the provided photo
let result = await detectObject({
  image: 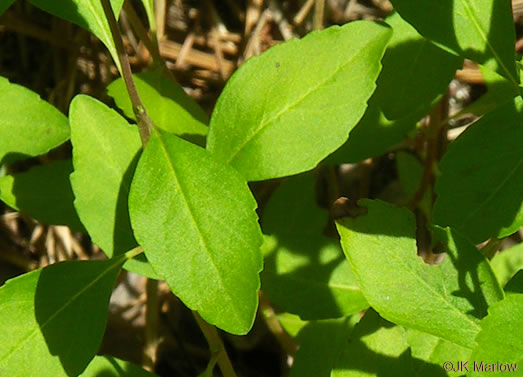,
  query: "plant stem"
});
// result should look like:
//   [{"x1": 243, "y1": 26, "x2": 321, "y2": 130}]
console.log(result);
[
  {"x1": 101, "y1": 0, "x2": 152, "y2": 146},
  {"x1": 313, "y1": 0, "x2": 325, "y2": 30},
  {"x1": 143, "y1": 279, "x2": 159, "y2": 371},
  {"x1": 193, "y1": 312, "x2": 238, "y2": 377},
  {"x1": 124, "y1": 245, "x2": 144, "y2": 259},
  {"x1": 121, "y1": 0, "x2": 180, "y2": 85},
  {"x1": 409, "y1": 92, "x2": 449, "y2": 210},
  {"x1": 123, "y1": 0, "x2": 163, "y2": 65},
  {"x1": 155, "y1": 0, "x2": 166, "y2": 42},
  {"x1": 259, "y1": 292, "x2": 298, "y2": 356},
  {"x1": 480, "y1": 238, "x2": 502, "y2": 260}
]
